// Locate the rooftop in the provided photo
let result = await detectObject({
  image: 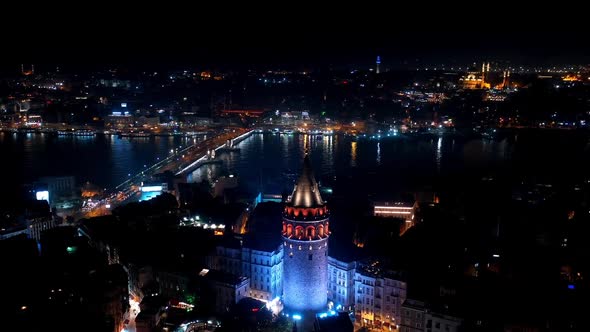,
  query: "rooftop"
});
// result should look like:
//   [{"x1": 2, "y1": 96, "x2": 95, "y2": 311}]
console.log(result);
[
  {"x1": 201, "y1": 269, "x2": 248, "y2": 287},
  {"x1": 289, "y1": 154, "x2": 324, "y2": 208},
  {"x1": 356, "y1": 259, "x2": 406, "y2": 281},
  {"x1": 314, "y1": 312, "x2": 354, "y2": 332}
]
